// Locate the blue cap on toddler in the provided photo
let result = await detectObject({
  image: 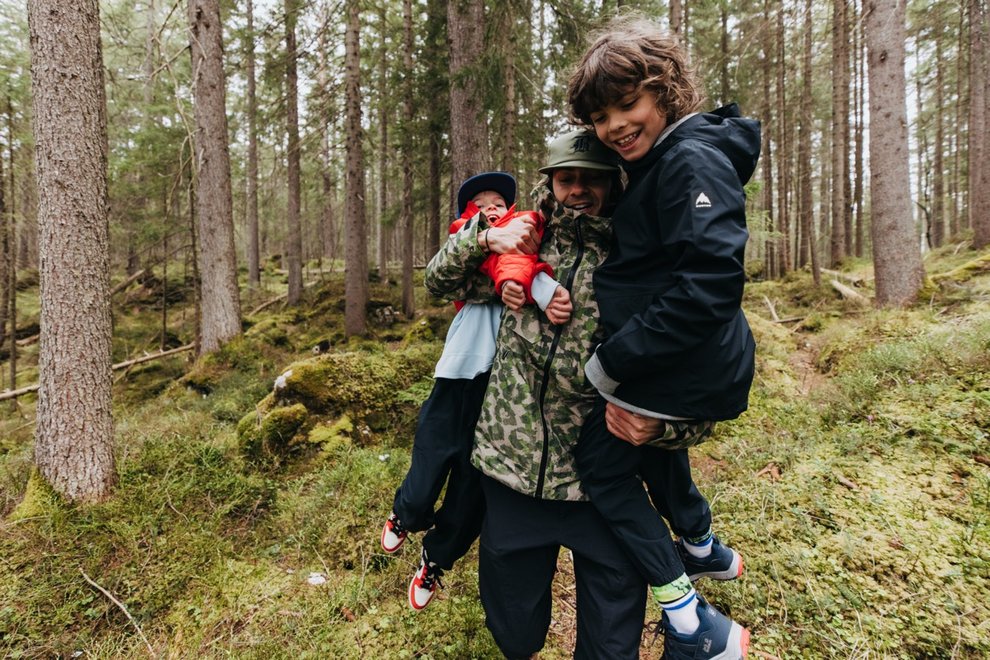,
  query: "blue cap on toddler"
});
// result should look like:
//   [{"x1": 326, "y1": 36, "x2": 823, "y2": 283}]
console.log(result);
[{"x1": 456, "y1": 172, "x2": 516, "y2": 216}]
